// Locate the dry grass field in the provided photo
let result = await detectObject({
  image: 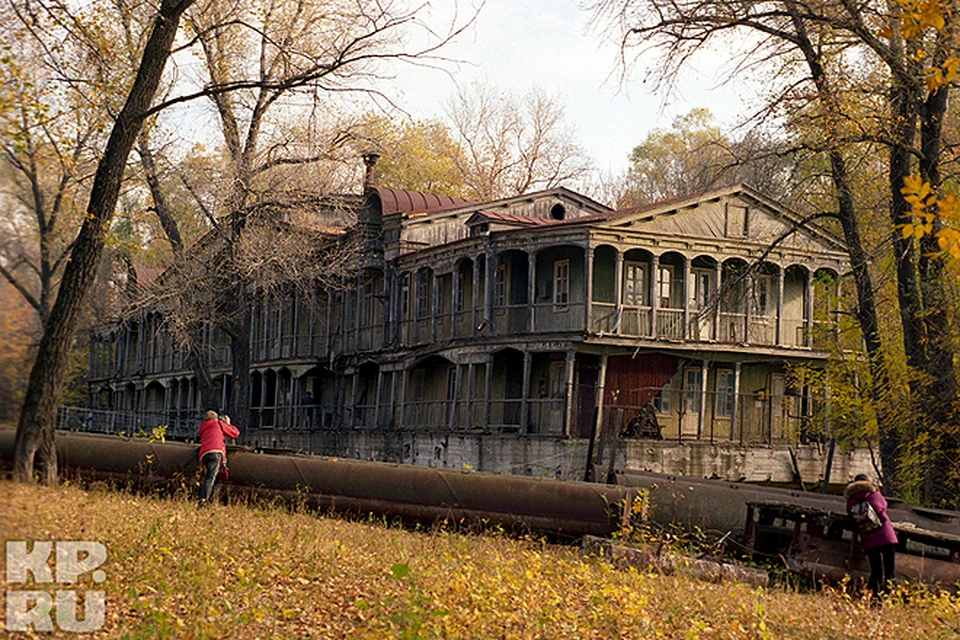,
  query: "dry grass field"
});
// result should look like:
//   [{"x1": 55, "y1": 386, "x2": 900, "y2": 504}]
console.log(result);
[{"x1": 2, "y1": 480, "x2": 958, "y2": 638}]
